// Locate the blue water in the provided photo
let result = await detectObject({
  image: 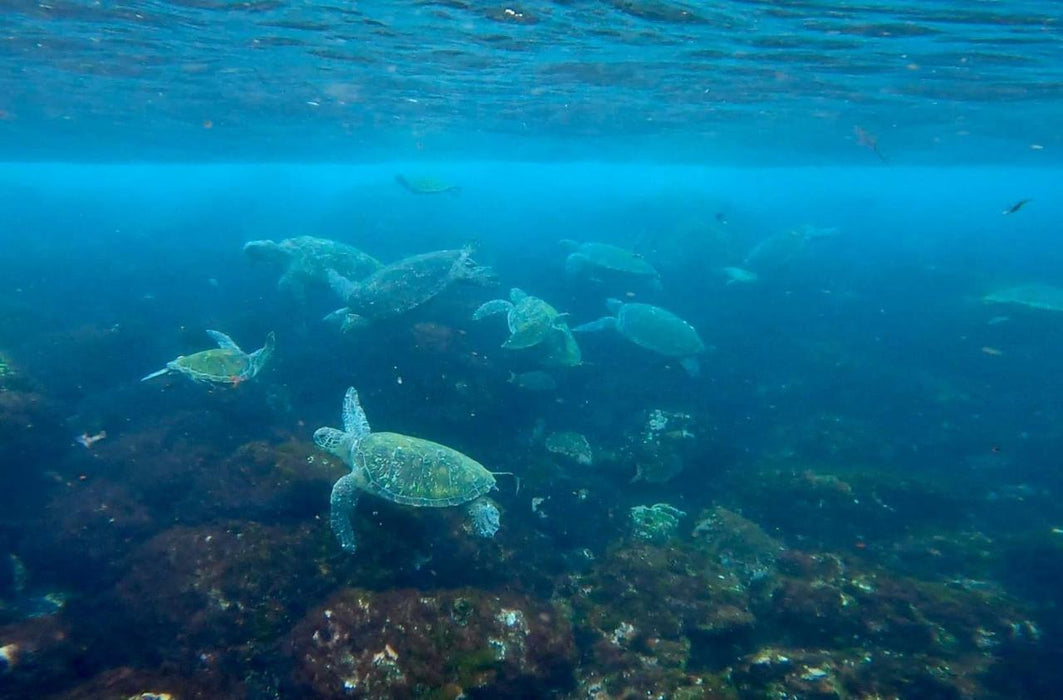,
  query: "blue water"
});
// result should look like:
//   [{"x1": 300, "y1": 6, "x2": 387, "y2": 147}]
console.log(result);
[{"x1": 2, "y1": 2, "x2": 1063, "y2": 698}]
